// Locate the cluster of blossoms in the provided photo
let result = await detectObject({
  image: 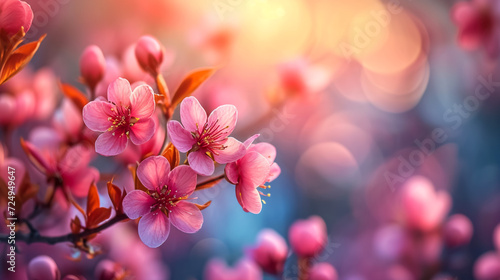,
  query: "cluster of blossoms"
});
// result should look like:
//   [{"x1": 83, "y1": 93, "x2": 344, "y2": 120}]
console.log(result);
[{"x1": 204, "y1": 216, "x2": 338, "y2": 280}]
